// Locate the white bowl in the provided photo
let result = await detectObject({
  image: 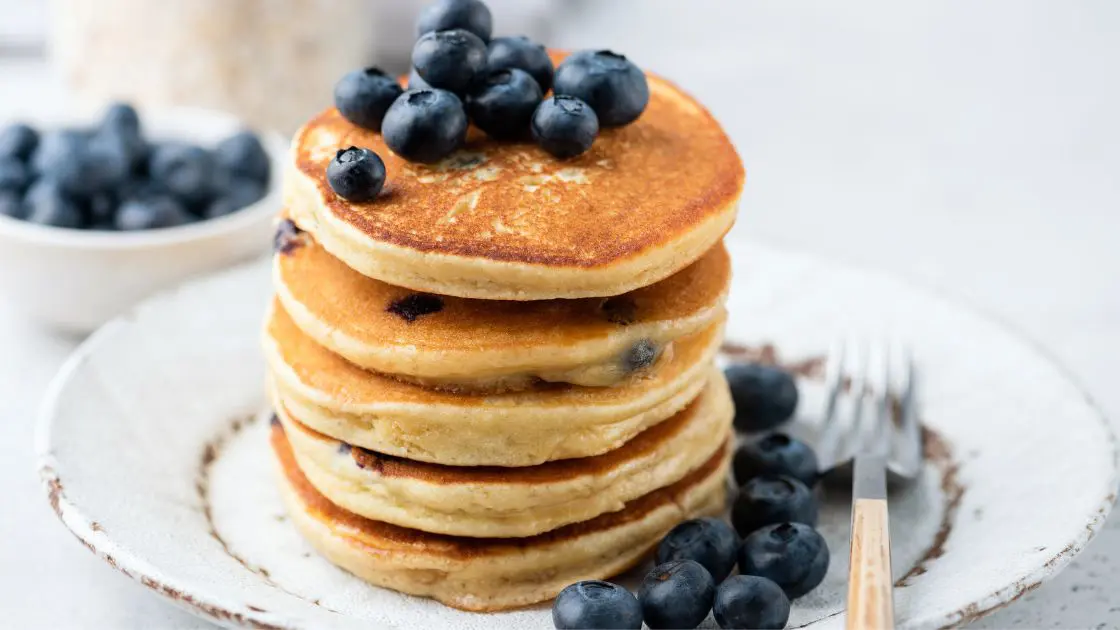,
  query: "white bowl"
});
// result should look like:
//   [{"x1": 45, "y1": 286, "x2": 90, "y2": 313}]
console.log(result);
[{"x1": 0, "y1": 107, "x2": 286, "y2": 333}]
